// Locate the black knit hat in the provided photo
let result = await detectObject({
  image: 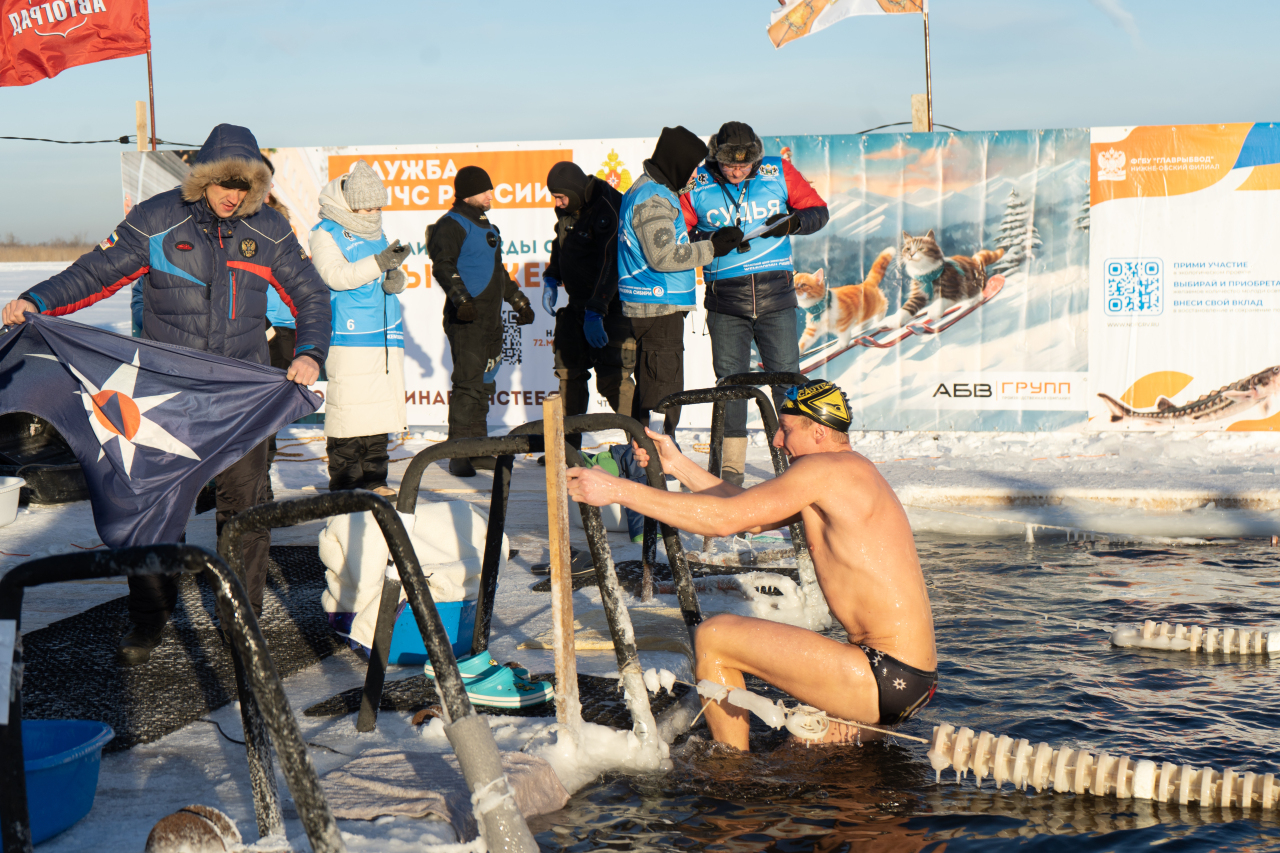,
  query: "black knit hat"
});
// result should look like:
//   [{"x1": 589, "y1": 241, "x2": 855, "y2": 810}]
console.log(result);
[
  {"x1": 454, "y1": 165, "x2": 493, "y2": 200},
  {"x1": 547, "y1": 161, "x2": 591, "y2": 214},
  {"x1": 648, "y1": 126, "x2": 708, "y2": 193},
  {"x1": 708, "y1": 121, "x2": 764, "y2": 167}
]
